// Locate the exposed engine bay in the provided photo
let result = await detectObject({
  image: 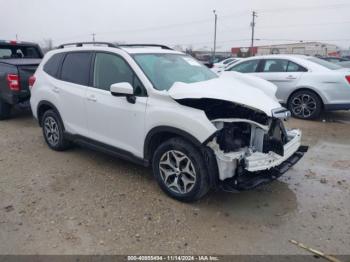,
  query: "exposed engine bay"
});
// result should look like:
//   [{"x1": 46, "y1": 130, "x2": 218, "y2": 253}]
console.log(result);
[{"x1": 175, "y1": 97, "x2": 306, "y2": 188}]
